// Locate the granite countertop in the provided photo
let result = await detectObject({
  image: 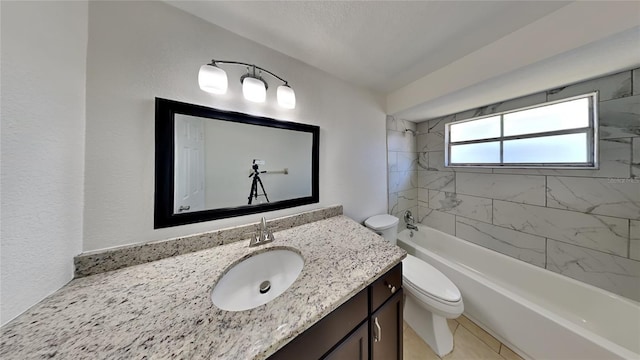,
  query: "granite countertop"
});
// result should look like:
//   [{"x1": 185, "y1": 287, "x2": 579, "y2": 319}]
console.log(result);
[{"x1": 0, "y1": 215, "x2": 406, "y2": 359}]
